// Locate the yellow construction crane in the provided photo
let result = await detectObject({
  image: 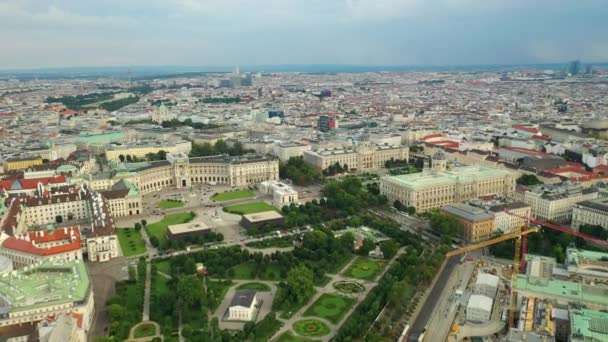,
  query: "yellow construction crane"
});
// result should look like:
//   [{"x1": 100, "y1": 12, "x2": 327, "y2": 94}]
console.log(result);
[{"x1": 445, "y1": 225, "x2": 540, "y2": 327}]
